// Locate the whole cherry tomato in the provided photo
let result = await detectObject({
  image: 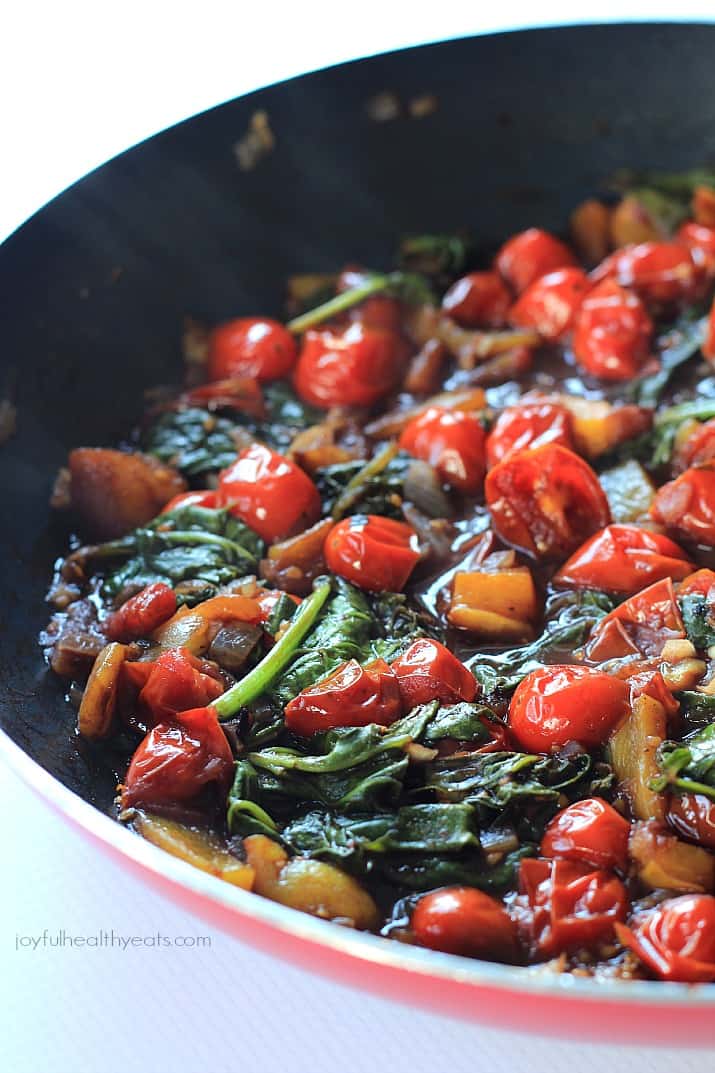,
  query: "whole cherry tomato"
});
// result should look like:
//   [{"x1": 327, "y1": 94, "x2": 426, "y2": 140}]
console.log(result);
[
  {"x1": 615, "y1": 895, "x2": 715, "y2": 982},
  {"x1": 667, "y1": 793, "x2": 715, "y2": 851},
  {"x1": 651, "y1": 463, "x2": 715, "y2": 546},
  {"x1": 494, "y1": 228, "x2": 576, "y2": 294},
  {"x1": 284, "y1": 658, "x2": 402, "y2": 736},
  {"x1": 485, "y1": 443, "x2": 610, "y2": 560},
  {"x1": 121, "y1": 705, "x2": 234, "y2": 809},
  {"x1": 324, "y1": 515, "x2": 420, "y2": 592},
  {"x1": 677, "y1": 222, "x2": 715, "y2": 275},
  {"x1": 592, "y1": 241, "x2": 705, "y2": 308},
  {"x1": 335, "y1": 267, "x2": 404, "y2": 331},
  {"x1": 161, "y1": 490, "x2": 221, "y2": 513},
  {"x1": 399, "y1": 407, "x2": 487, "y2": 494},
  {"x1": 485, "y1": 401, "x2": 574, "y2": 468},
  {"x1": 218, "y1": 443, "x2": 321, "y2": 543},
  {"x1": 517, "y1": 857, "x2": 628, "y2": 960},
  {"x1": 541, "y1": 798, "x2": 630, "y2": 872},
  {"x1": 207, "y1": 317, "x2": 297, "y2": 382},
  {"x1": 508, "y1": 267, "x2": 590, "y2": 341},
  {"x1": 390, "y1": 638, "x2": 477, "y2": 709},
  {"x1": 572, "y1": 279, "x2": 653, "y2": 380},
  {"x1": 106, "y1": 582, "x2": 177, "y2": 642},
  {"x1": 678, "y1": 568, "x2": 715, "y2": 598},
  {"x1": 553, "y1": 525, "x2": 693, "y2": 594},
  {"x1": 293, "y1": 323, "x2": 406, "y2": 408},
  {"x1": 584, "y1": 577, "x2": 685, "y2": 662},
  {"x1": 673, "y1": 418, "x2": 715, "y2": 473},
  {"x1": 412, "y1": 887, "x2": 519, "y2": 962},
  {"x1": 704, "y1": 297, "x2": 715, "y2": 362},
  {"x1": 138, "y1": 647, "x2": 224, "y2": 723},
  {"x1": 441, "y1": 270, "x2": 513, "y2": 328},
  {"x1": 508, "y1": 665, "x2": 630, "y2": 752}
]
